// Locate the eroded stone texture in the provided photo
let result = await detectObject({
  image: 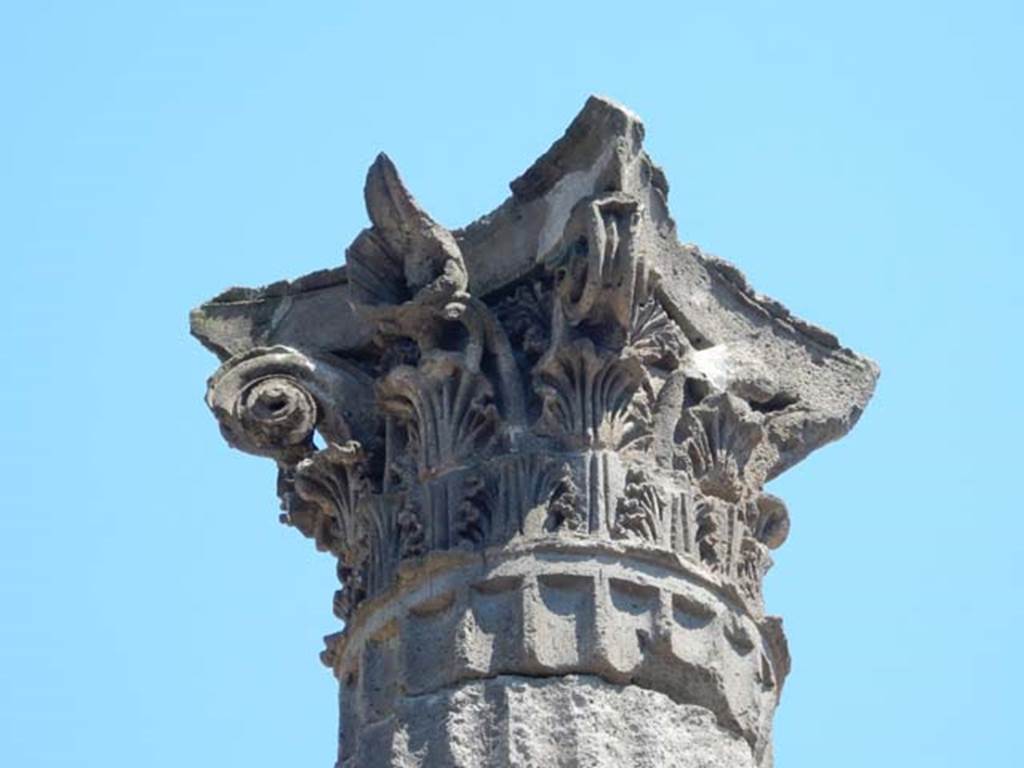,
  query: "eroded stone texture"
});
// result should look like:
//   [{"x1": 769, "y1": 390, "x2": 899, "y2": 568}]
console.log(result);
[
  {"x1": 192, "y1": 96, "x2": 878, "y2": 767},
  {"x1": 345, "y1": 675, "x2": 757, "y2": 768}
]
